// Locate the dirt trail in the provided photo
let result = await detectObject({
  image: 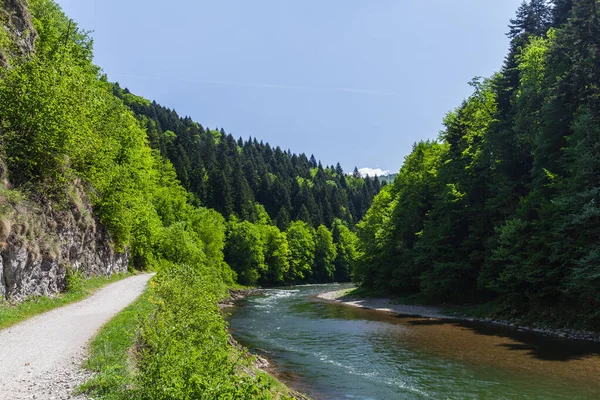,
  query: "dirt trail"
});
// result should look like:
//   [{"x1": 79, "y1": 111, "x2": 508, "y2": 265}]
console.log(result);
[{"x1": 0, "y1": 274, "x2": 153, "y2": 400}]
